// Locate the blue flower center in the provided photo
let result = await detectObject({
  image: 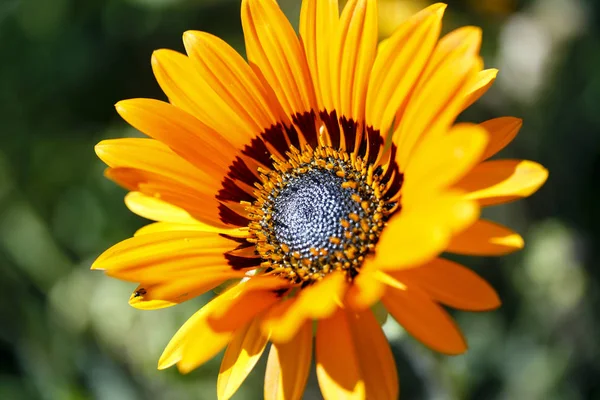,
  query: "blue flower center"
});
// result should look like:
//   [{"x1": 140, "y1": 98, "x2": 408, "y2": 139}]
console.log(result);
[{"x1": 271, "y1": 169, "x2": 365, "y2": 259}]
